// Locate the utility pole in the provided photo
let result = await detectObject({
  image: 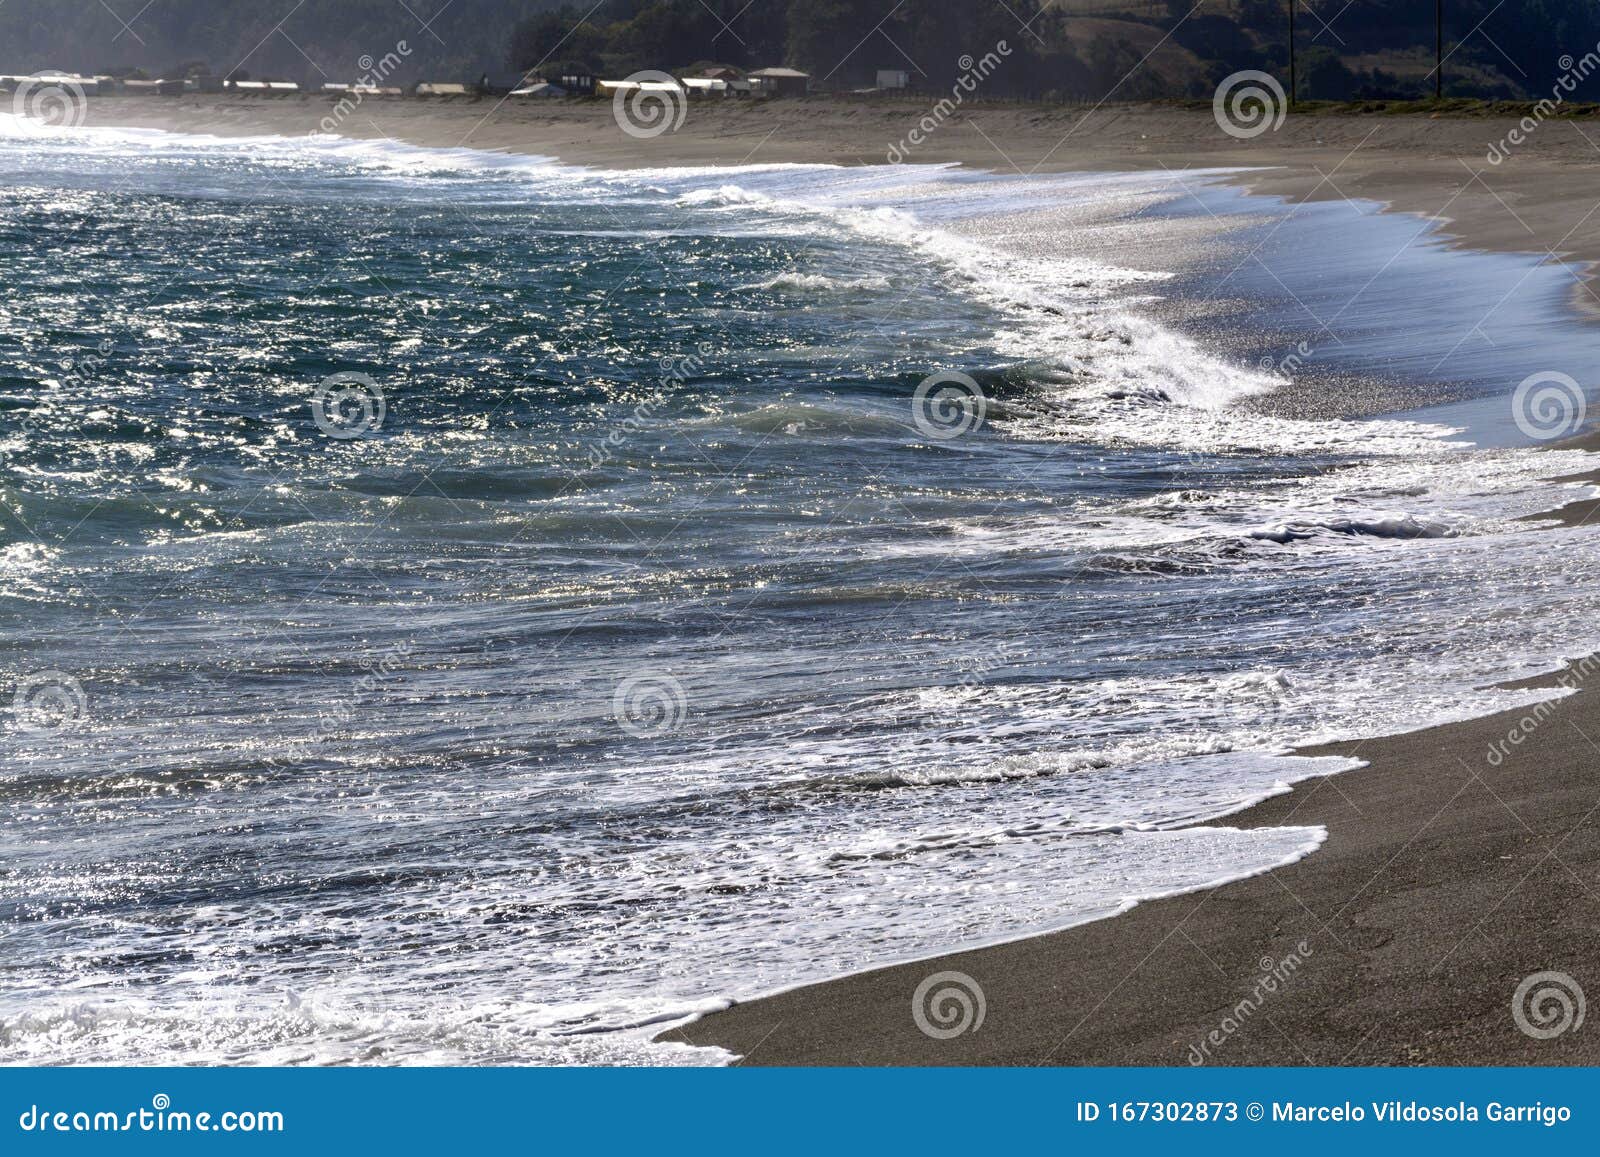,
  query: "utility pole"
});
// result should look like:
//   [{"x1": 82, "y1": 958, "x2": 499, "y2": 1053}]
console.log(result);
[
  {"x1": 1288, "y1": 0, "x2": 1296, "y2": 108},
  {"x1": 1435, "y1": 0, "x2": 1443, "y2": 99}
]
